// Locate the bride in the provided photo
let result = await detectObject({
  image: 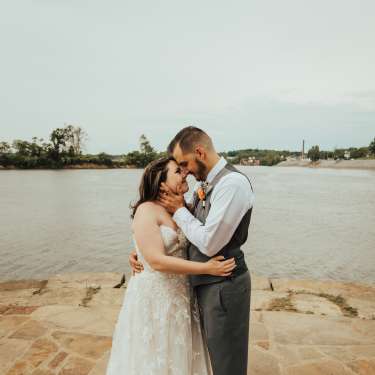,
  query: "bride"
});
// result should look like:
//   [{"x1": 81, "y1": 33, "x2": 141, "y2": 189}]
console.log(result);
[{"x1": 105, "y1": 156, "x2": 236, "y2": 375}]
